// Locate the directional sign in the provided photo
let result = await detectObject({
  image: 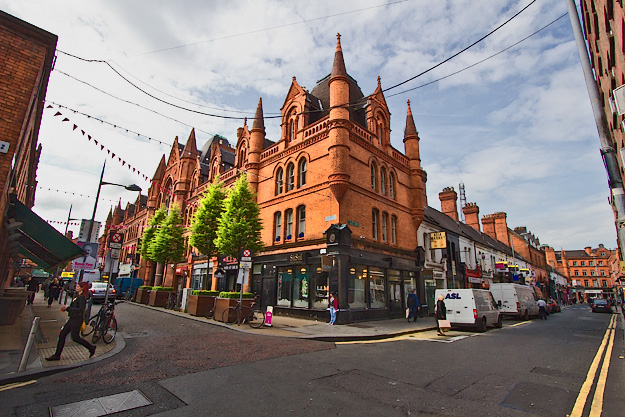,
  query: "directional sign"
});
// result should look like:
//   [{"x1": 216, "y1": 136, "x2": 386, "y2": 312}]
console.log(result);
[{"x1": 109, "y1": 232, "x2": 124, "y2": 249}]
